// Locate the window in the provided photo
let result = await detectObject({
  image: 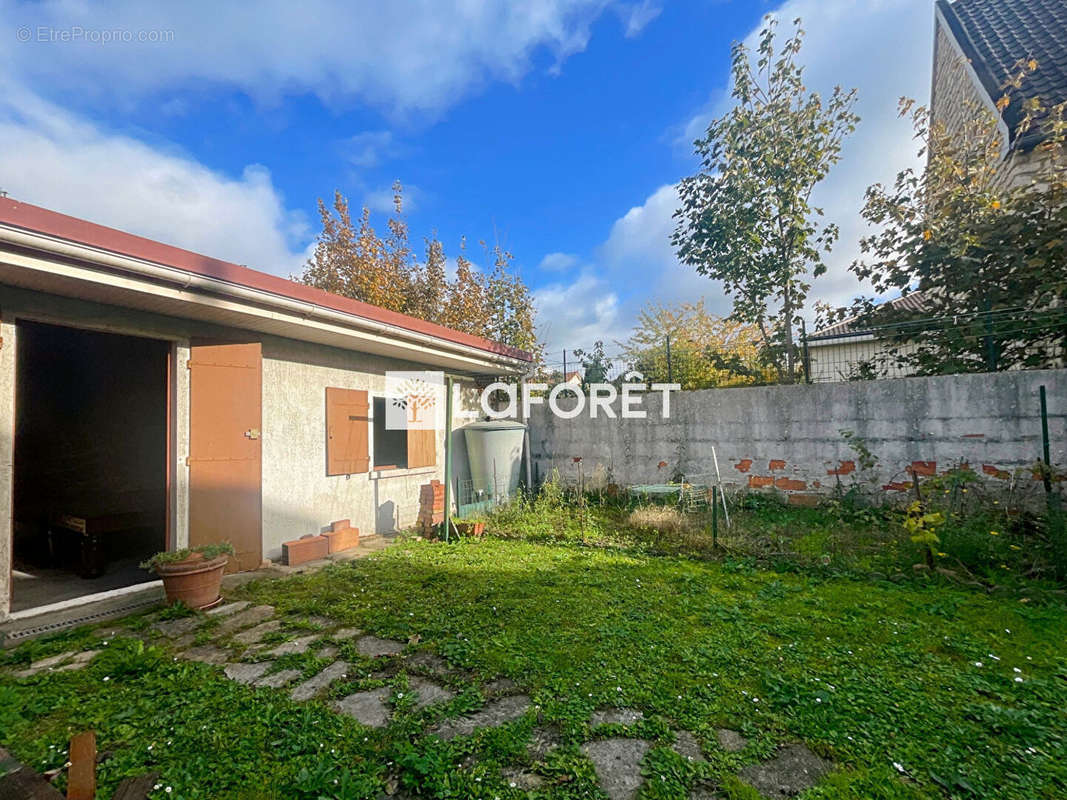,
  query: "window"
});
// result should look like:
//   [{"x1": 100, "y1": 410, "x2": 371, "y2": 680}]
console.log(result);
[
  {"x1": 373, "y1": 396, "x2": 407, "y2": 470},
  {"x1": 371, "y1": 395, "x2": 437, "y2": 471}
]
